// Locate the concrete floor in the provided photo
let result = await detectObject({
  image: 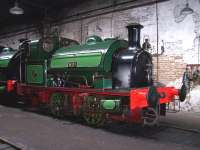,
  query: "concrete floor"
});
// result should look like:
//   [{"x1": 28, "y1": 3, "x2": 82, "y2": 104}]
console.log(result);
[{"x1": 0, "y1": 104, "x2": 200, "y2": 150}]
